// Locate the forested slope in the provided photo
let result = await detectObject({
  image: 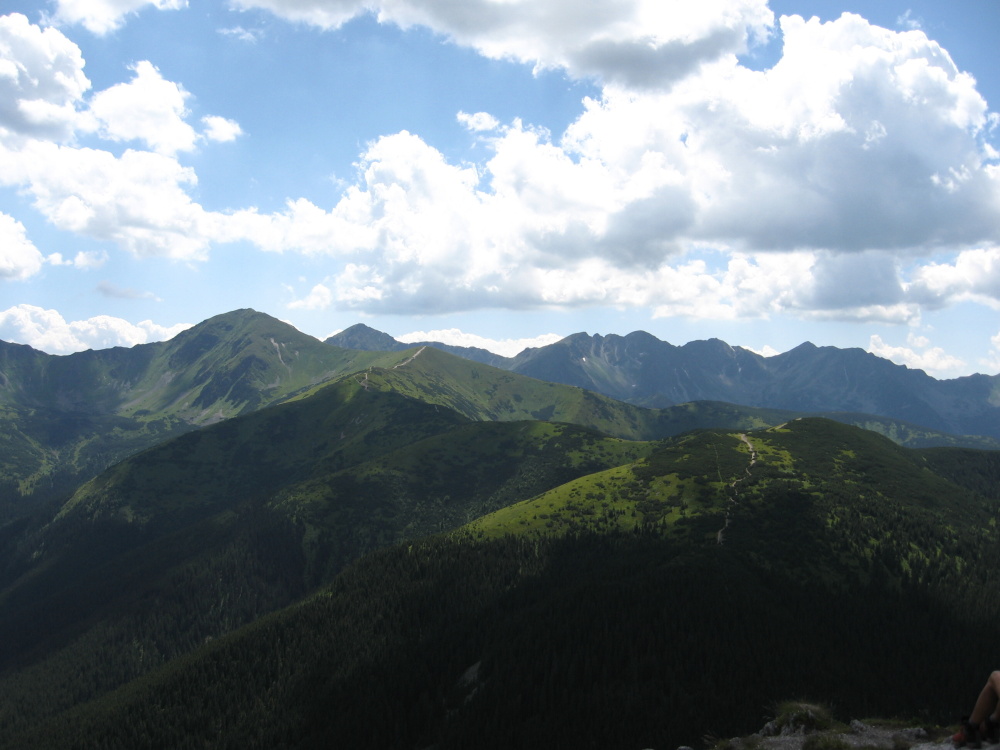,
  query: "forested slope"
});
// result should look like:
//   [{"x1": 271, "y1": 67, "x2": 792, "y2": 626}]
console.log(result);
[
  {"x1": 0, "y1": 376, "x2": 654, "y2": 738},
  {"x1": 6, "y1": 419, "x2": 998, "y2": 750}
]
